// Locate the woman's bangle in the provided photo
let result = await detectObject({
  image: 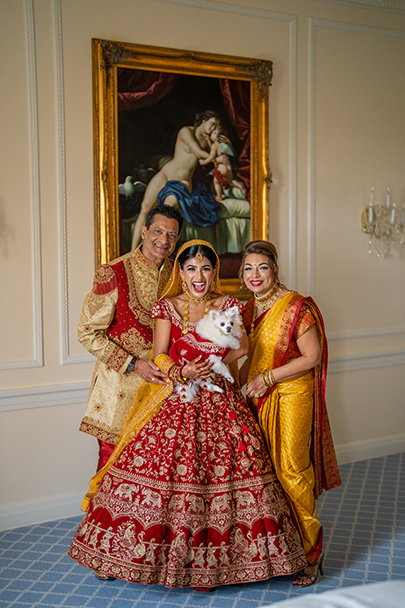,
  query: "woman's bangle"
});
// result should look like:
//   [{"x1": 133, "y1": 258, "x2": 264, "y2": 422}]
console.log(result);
[
  {"x1": 262, "y1": 369, "x2": 276, "y2": 388},
  {"x1": 167, "y1": 364, "x2": 187, "y2": 384}
]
